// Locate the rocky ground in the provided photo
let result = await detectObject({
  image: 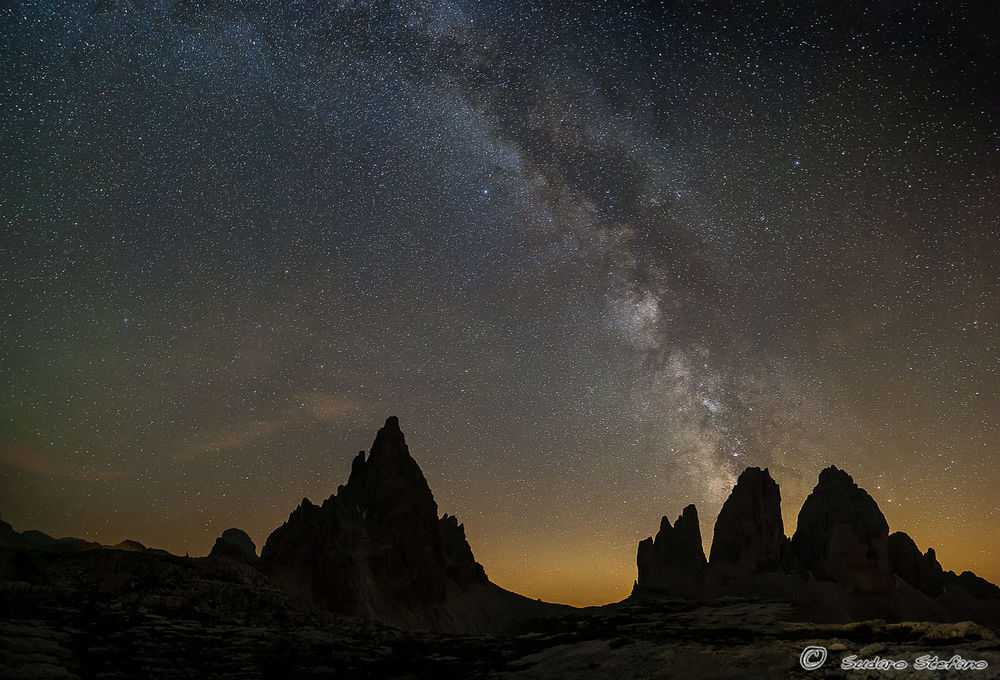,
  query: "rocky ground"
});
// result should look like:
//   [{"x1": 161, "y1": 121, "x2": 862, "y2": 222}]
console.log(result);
[
  {"x1": 494, "y1": 598, "x2": 1000, "y2": 679},
  {"x1": 3, "y1": 549, "x2": 998, "y2": 680}
]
